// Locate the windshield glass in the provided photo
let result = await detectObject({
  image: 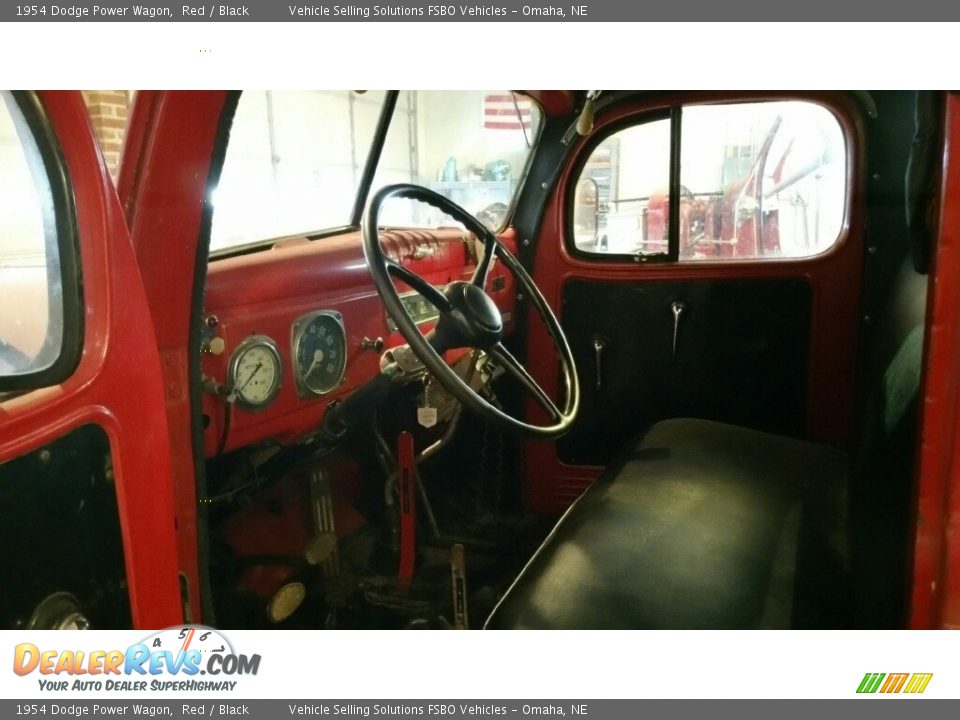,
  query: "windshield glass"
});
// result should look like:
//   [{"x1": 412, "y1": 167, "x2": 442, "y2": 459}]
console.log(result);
[
  {"x1": 211, "y1": 90, "x2": 388, "y2": 252},
  {"x1": 371, "y1": 90, "x2": 541, "y2": 231}
]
